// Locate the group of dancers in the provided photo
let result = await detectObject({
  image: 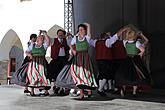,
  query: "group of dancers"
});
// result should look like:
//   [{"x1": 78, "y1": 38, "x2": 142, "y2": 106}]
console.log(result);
[{"x1": 11, "y1": 23, "x2": 151, "y2": 99}]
